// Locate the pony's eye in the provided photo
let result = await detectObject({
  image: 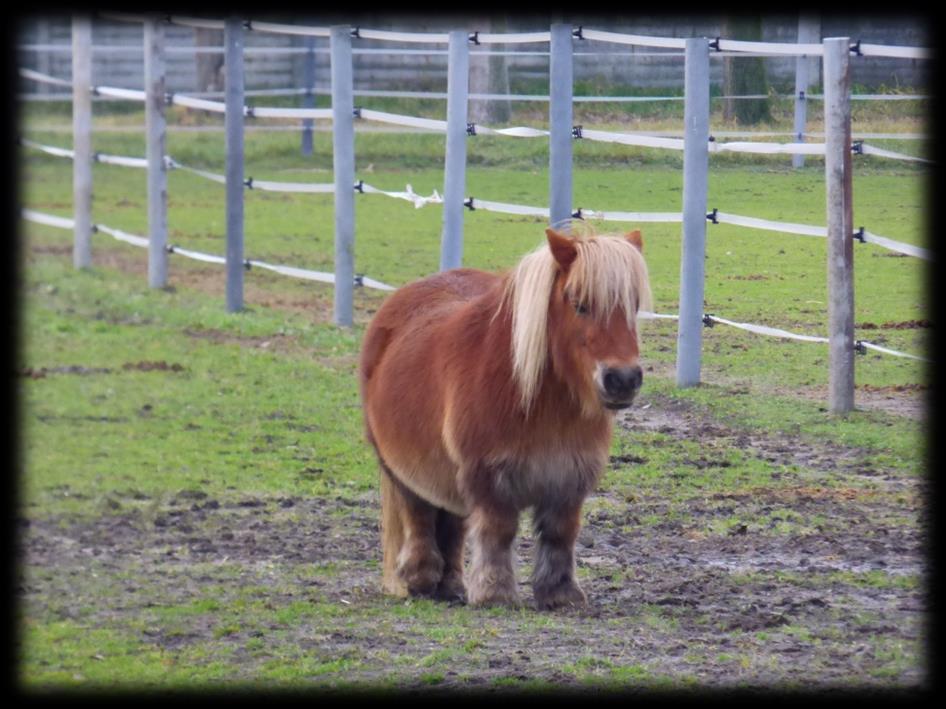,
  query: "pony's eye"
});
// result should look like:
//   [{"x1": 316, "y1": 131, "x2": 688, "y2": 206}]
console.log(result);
[{"x1": 573, "y1": 301, "x2": 590, "y2": 316}]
